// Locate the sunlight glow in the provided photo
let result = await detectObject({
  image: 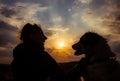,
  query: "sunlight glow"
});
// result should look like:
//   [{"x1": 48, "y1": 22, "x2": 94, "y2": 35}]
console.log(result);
[{"x1": 58, "y1": 42, "x2": 65, "y2": 48}]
